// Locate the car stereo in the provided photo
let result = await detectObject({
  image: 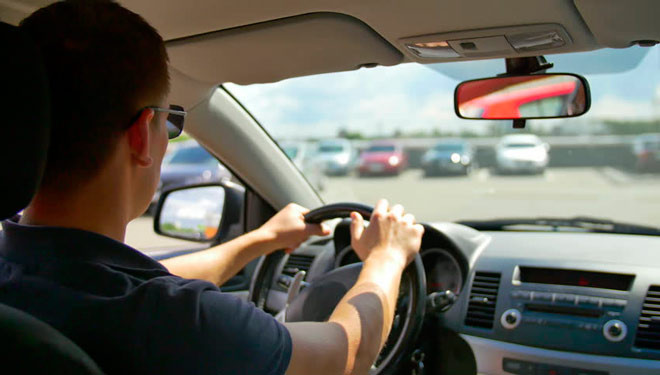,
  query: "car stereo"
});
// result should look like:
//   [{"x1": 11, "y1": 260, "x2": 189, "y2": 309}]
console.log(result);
[{"x1": 497, "y1": 266, "x2": 636, "y2": 354}]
